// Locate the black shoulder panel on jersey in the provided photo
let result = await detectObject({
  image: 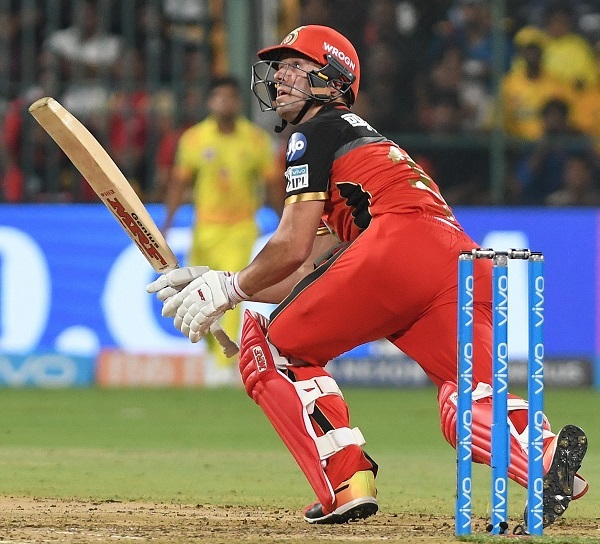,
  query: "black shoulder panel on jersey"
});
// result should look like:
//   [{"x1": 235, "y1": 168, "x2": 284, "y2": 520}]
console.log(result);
[
  {"x1": 284, "y1": 105, "x2": 385, "y2": 201},
  {"x1": 334, "y1": 136, "x2": 388, "y2": 161}
]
